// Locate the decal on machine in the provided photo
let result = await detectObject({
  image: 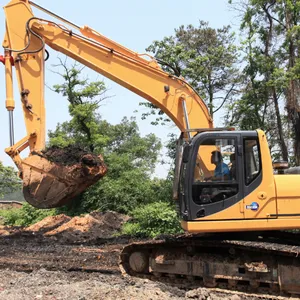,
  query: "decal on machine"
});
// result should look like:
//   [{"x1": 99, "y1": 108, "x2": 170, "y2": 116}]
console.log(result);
[{"x1": 246, "y1": 202, "x2": 259, "y2": 211}]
